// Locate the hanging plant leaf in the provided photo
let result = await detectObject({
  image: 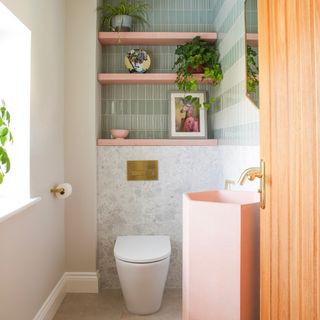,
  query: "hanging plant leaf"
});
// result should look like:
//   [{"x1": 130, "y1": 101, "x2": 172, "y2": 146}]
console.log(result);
[
  {"x1": 173, "y1": 36, "x2": 223, "y2": 109},
  {"x1": 0, "y1": 100, "x2": 13, "y2": 184}
]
